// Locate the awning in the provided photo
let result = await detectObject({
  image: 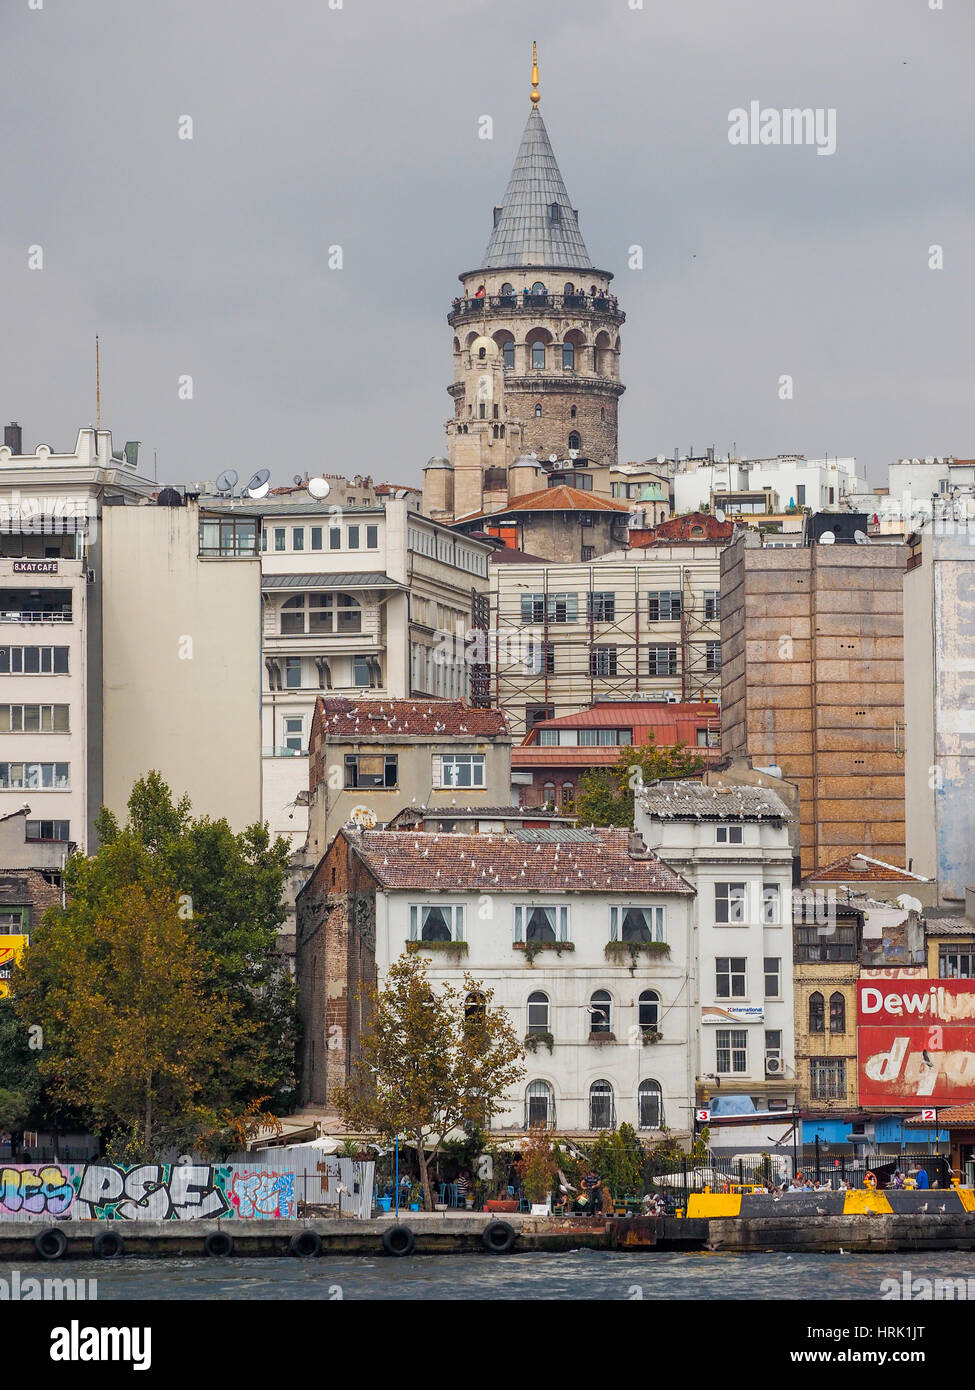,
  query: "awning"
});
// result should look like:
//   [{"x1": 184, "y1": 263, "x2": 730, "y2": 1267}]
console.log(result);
[{"x1": 261, "y1": 573, "x2": 405, "y2": 592}]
